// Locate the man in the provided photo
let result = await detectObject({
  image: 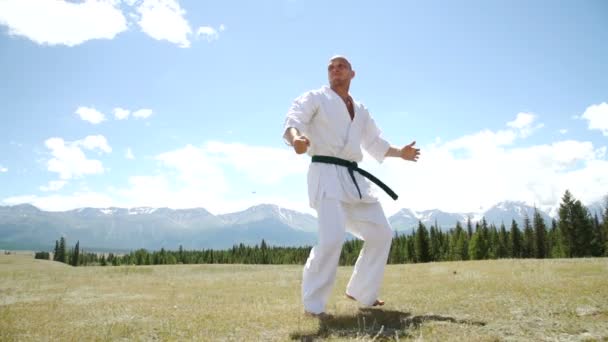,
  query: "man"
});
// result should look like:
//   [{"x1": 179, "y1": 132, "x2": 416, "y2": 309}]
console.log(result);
[{"x1": 283, "y1": 55, "x2": 420, "y2": 316}]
